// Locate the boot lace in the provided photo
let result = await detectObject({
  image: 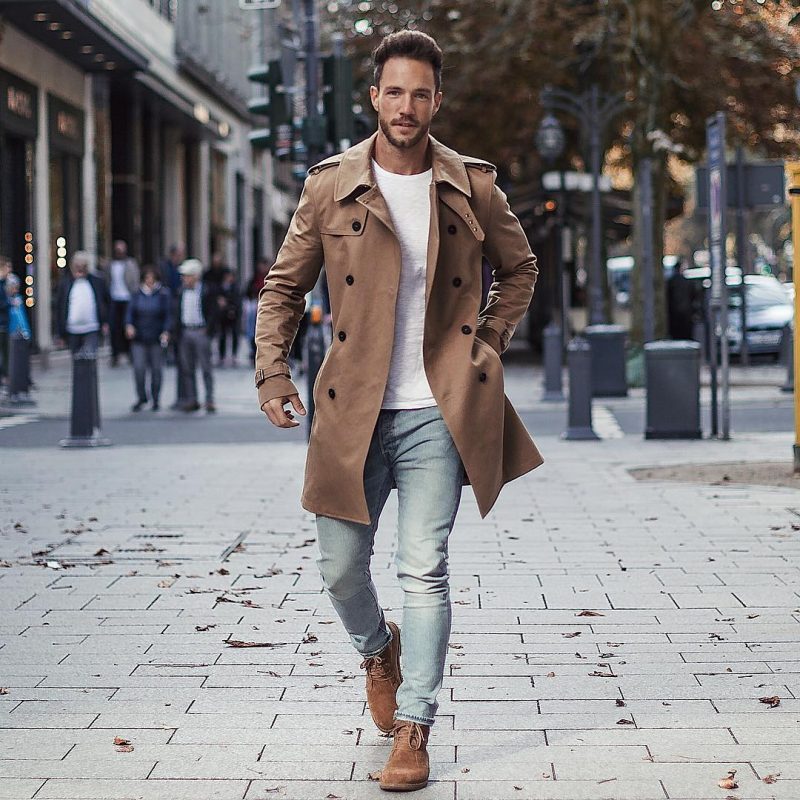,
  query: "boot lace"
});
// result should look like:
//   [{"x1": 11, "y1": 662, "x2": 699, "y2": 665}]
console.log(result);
[
  {"x1": 392, "y1": 720, "x2": 426, "y2": 751},
  {"x1": 359, "y1": 653, "x2": 391, "y2": 681}
]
